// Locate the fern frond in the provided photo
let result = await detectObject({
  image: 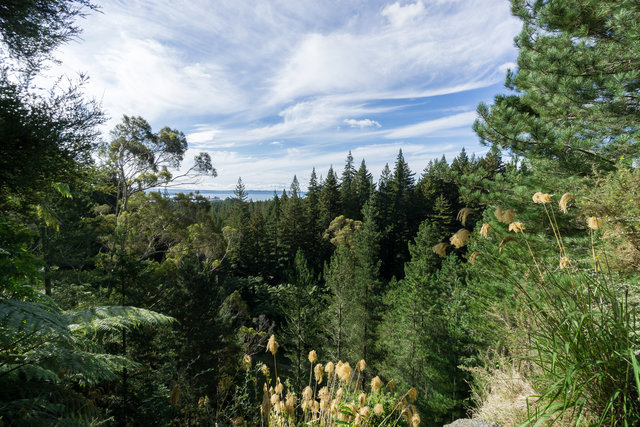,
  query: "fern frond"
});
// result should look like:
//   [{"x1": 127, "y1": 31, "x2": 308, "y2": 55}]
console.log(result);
[
  {"x1": 0, "y1": 299, "x2": 74, "y2": 350},
  {"x1": 64, "y1": 306, "x2": 175, "y2": 334}
]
